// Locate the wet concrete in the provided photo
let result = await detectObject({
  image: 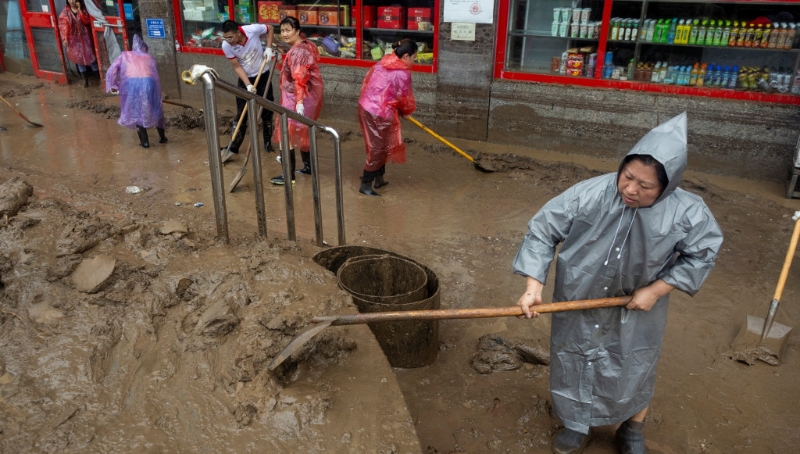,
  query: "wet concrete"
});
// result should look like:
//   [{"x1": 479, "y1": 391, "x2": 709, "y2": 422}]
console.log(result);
[{"x1": 1, "y1": 72, "x2": 800, "y2": 453}]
